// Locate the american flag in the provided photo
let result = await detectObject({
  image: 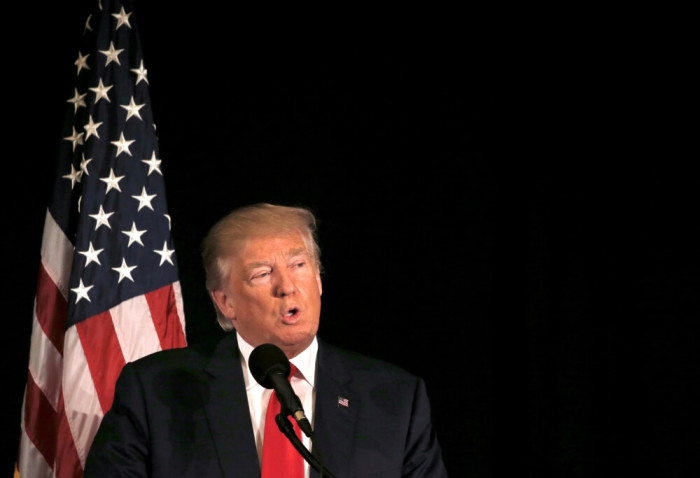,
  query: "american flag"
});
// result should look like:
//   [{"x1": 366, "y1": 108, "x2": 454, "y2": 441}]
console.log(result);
[{"x1": 16, "y1": 1, "x2": 187, "y2": 476}]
